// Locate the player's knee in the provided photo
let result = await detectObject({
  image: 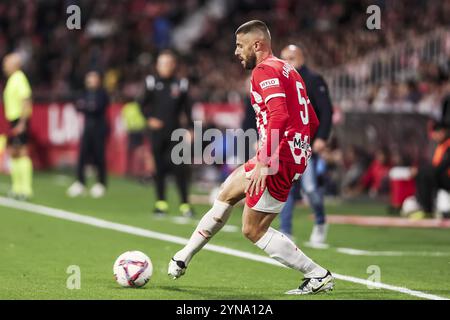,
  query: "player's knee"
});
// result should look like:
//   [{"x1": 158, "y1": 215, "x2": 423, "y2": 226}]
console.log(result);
[
  {"x1": 217, "y1": 186, "x2": 238, "y2": 206},
  {"x1": 217, "y1": 194, "x2": 235, "y2": 206},
  {"x1": 302, "y1": 182, "x2": 316, "y2": 194},
  {"x1": 241, "y1": 225, "x2": 253, "y2": 241},
  {"x1": 305, "y1": 190, "x2": 322, "y2": 207},
  {"x1": 242, "y1": 224, "x2": 265, "y2": 243}
]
